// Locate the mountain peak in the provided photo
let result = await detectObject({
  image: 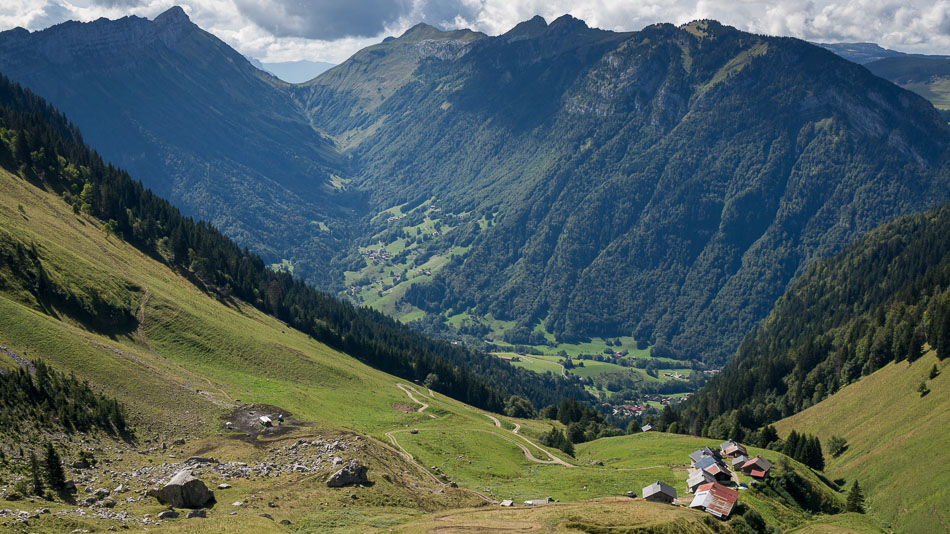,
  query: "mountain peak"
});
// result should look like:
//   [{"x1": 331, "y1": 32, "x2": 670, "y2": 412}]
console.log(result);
[
  {"x1": 549, "y1": 14, "x2": 587, "y2": 33},
  {"x1": 505, "y1": 15, "x2": 548, "y2": 39},
  {"x1": 154, "y1": 6, "x2": 190, "y2": 26}
]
